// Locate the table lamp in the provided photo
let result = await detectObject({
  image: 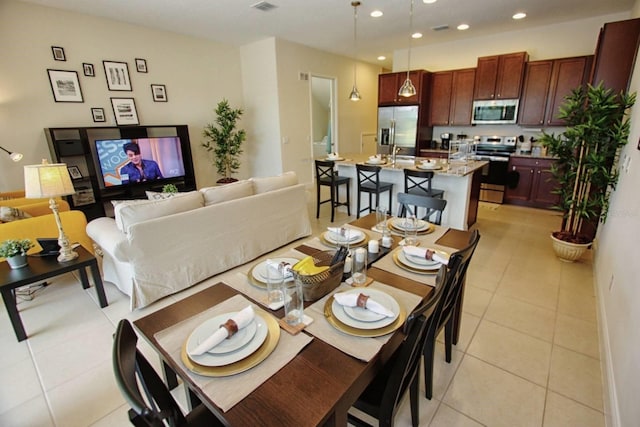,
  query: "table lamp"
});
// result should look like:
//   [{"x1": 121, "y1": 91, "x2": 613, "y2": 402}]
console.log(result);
[{"x1": 24, "y1": 160, "x2": 78, "y2": 262}]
